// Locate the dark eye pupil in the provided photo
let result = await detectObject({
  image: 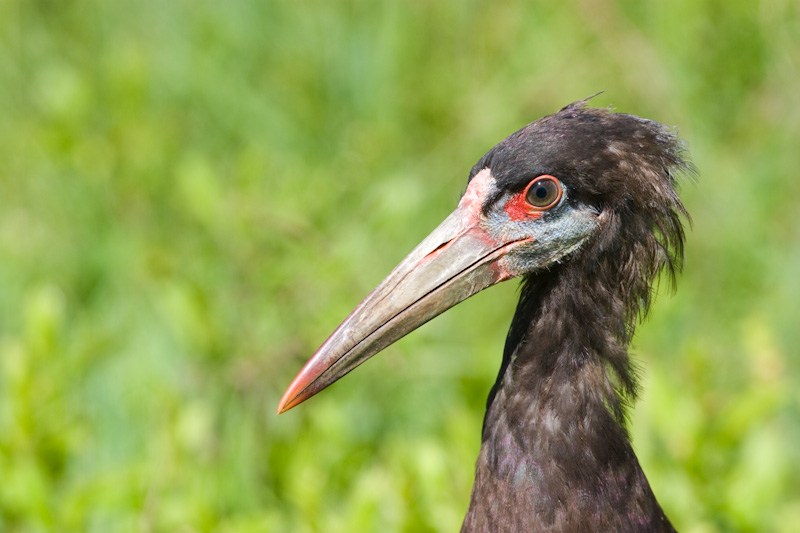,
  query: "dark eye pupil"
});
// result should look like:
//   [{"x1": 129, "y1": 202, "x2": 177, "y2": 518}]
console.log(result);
[{"x1": 535, "y1": 186, "x2": 547, "y2": 198}]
